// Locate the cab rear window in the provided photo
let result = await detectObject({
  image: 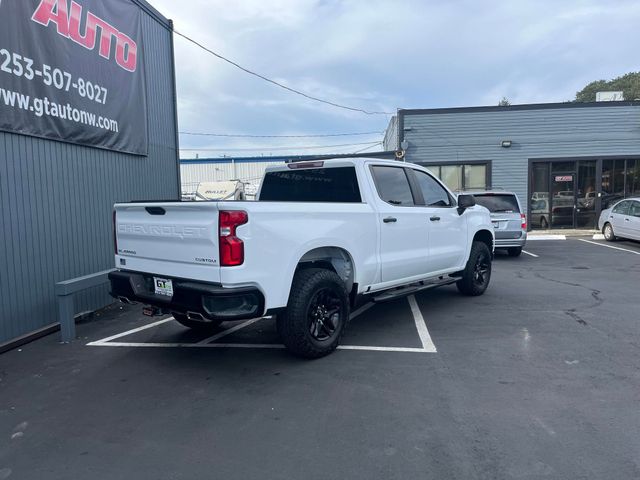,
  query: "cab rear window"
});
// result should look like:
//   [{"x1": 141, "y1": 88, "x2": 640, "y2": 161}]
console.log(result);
[
  {"x1": 473, "y1": 194, "x2": 520, "y2": 213},
  {"x1": 259, "y1": 166, "x2": 361, "y2": 202}
]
